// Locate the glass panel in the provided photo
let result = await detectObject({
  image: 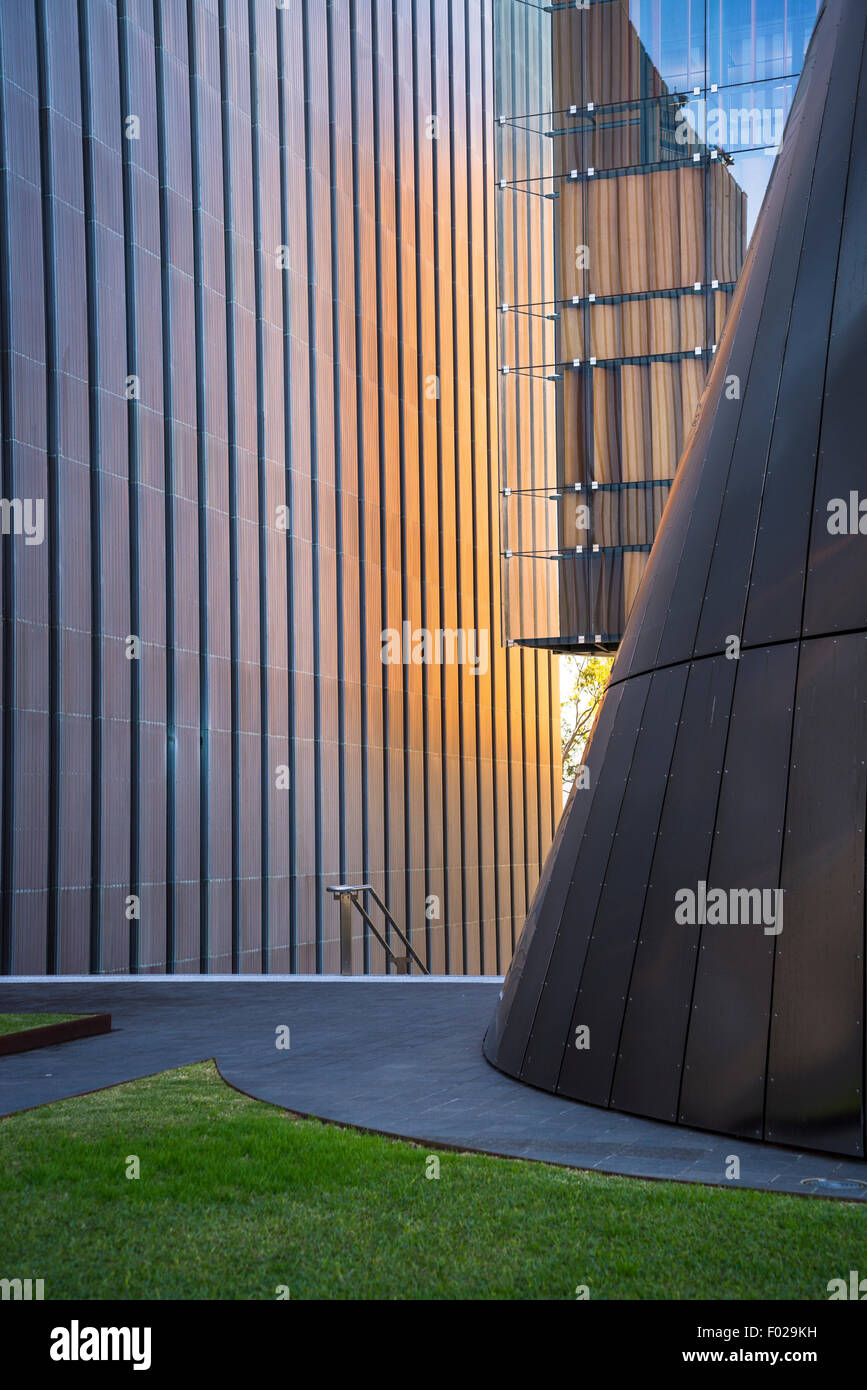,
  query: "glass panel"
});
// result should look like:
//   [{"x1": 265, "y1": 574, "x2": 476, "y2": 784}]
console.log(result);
[
  {"x1": 501, "y1": 551, "x2": 563, "y2": 646},
  {"x1": 586, "y1": 294, "x2": 712, "y2": 359},
  {"x1": 725, "y1": 145, "x2": 780, "y2": 242},
  {"x1": 708, "y1": 0, "x2": 822, "y2": 88},
  {"x1": 592, "y1": 481, "x2": 671, "y2": 547},
  {"x1": 494, "y1": 0, "x2": 551, "y2": 120},
  {"x1": 497, "y1": 302, "x2": 559, "y2": 376},
  {"x1": 584, "y1": 166, "x2": 707, "y2": 296},
  {"x1": 628, "y1": 0, "x2": 707, "y2": 93},
  {"x1": 711, "y1": 74, "x2": 800, "y2": 153},
  {"x1": 495, "y1": 182, "x2": 555, "y2": 307},
  {"x1": 550, "y1": 93, "x2": 704, "y2": 178},
  {"x1": 498, "y1": 369, "x2": 558, "y2": 494},
  {"x1": 494, "y1": 113, "x2": 551, "y2": 185},
  {"x1": 501, "y1": 489, "x2": 560, "y2": 561},
  {"x1": 495, "y1": 0, "x2": 820, "y2": 649}
]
